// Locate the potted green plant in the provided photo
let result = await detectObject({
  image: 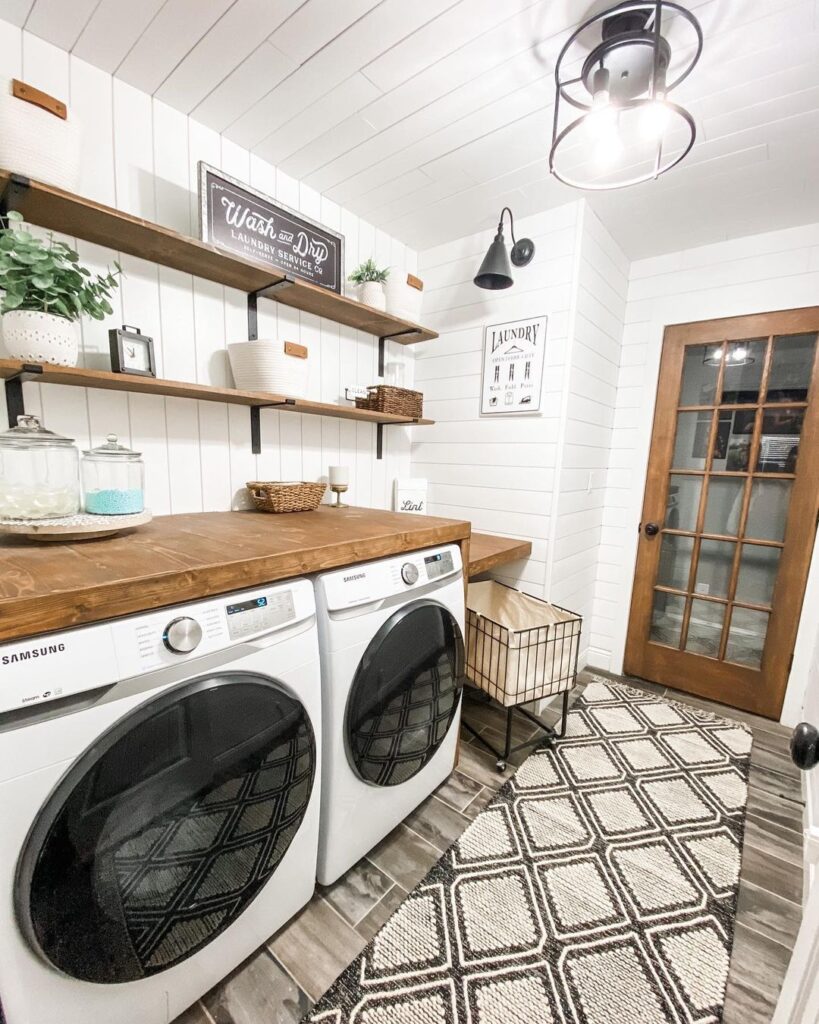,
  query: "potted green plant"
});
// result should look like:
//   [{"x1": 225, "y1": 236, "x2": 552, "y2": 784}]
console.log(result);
[
  {"x1": 348, "y1": 258, "x2": 389, "y2": 311},
  {"x1": 0, "y1": 211, "x2": 121, "y2": 367}
]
